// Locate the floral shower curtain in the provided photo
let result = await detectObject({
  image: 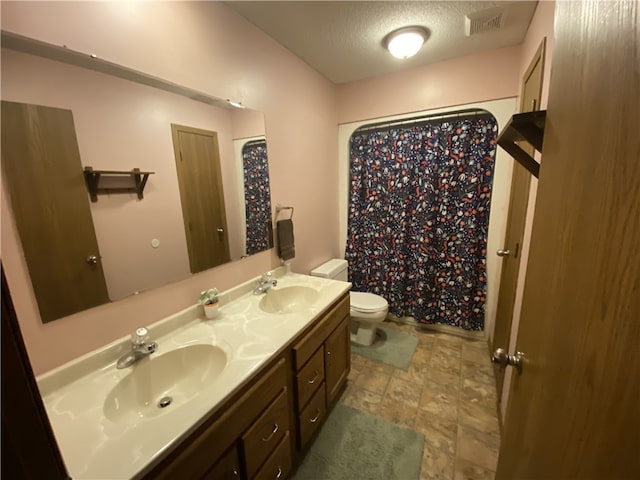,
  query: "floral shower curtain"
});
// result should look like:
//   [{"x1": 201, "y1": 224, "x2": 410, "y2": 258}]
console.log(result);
[
  {"x1": 345, "y1": 113, "x2": 497, "y2": 331},
  {"x1": 242, "y1": 139, "x2": 272, "y2": 256}
]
